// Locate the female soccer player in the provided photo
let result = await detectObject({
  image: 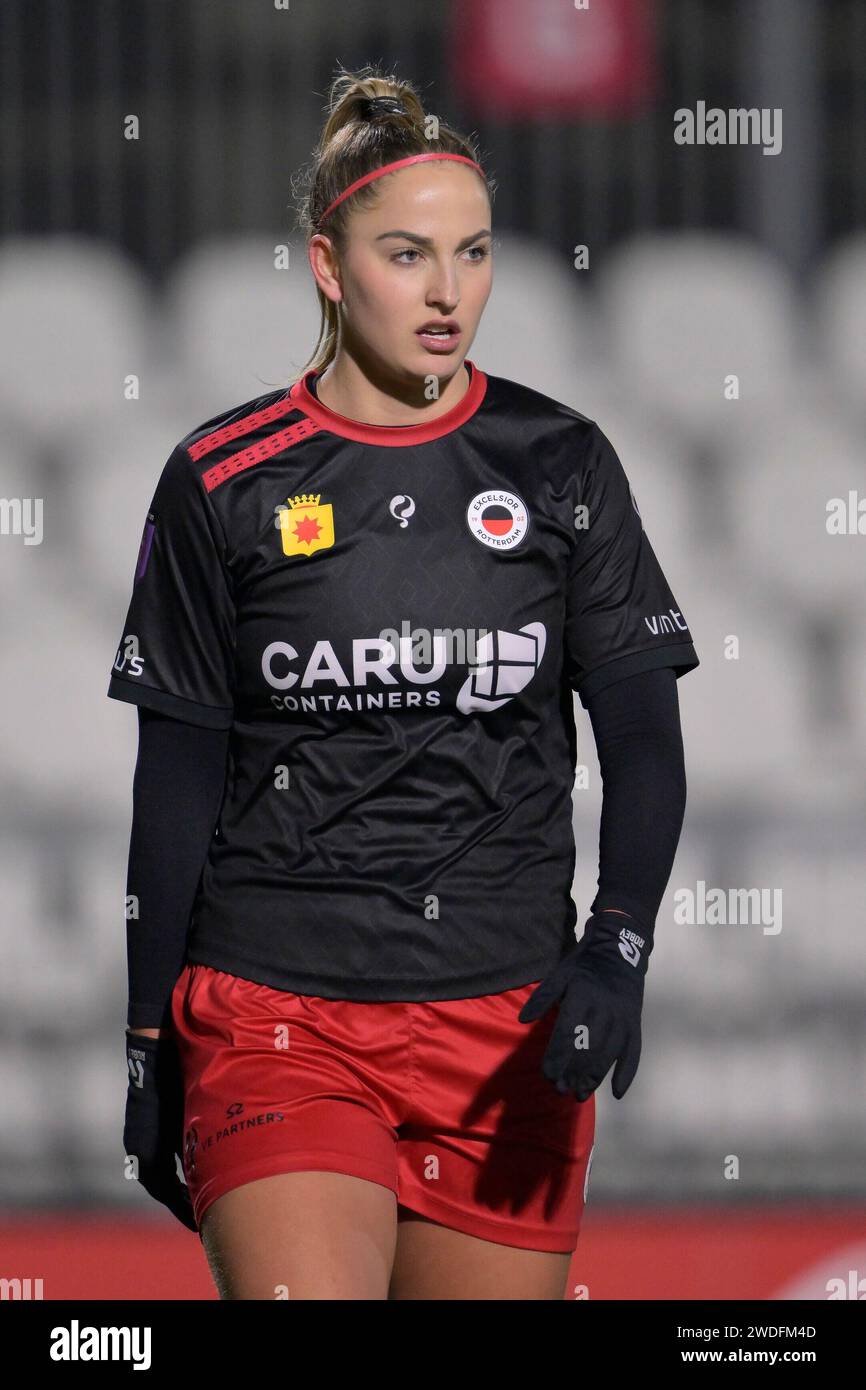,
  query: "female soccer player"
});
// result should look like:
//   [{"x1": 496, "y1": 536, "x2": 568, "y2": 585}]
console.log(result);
[{"x1": 112, "y1": 67, "x2": 699, "y2": 1300}]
